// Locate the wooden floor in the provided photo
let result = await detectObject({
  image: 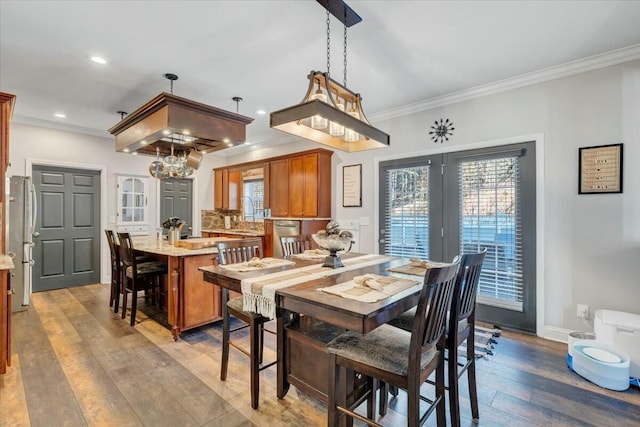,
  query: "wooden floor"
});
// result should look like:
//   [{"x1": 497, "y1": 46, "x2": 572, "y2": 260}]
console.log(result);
[{"x1": 1, "y1": 284, "x2": 639, "y2": 427}]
